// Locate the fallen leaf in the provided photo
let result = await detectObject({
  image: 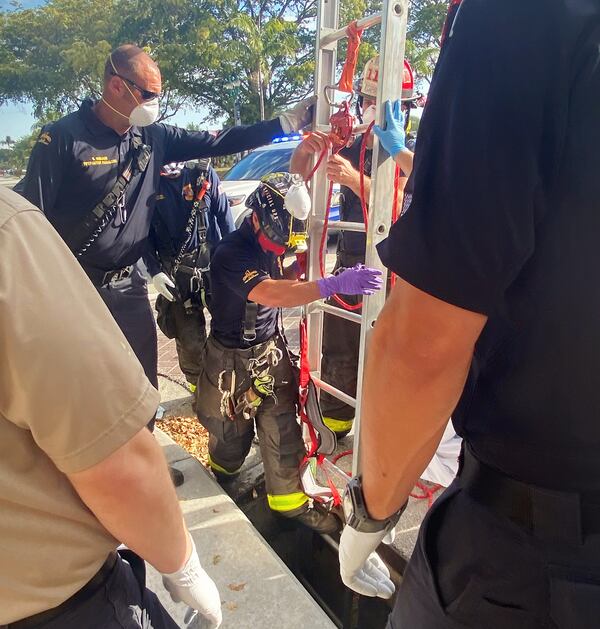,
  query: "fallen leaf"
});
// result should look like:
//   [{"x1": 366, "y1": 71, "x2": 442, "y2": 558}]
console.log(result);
[
  {"x1": 228, "y1": 582, "x2": 247, "y2": 592},
  {"x1": 225, "y1": 602, "x2": 238, "y2": 611},
  {"x1": 212, "y1": 554, "x2": 222, "y2": 565}
]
